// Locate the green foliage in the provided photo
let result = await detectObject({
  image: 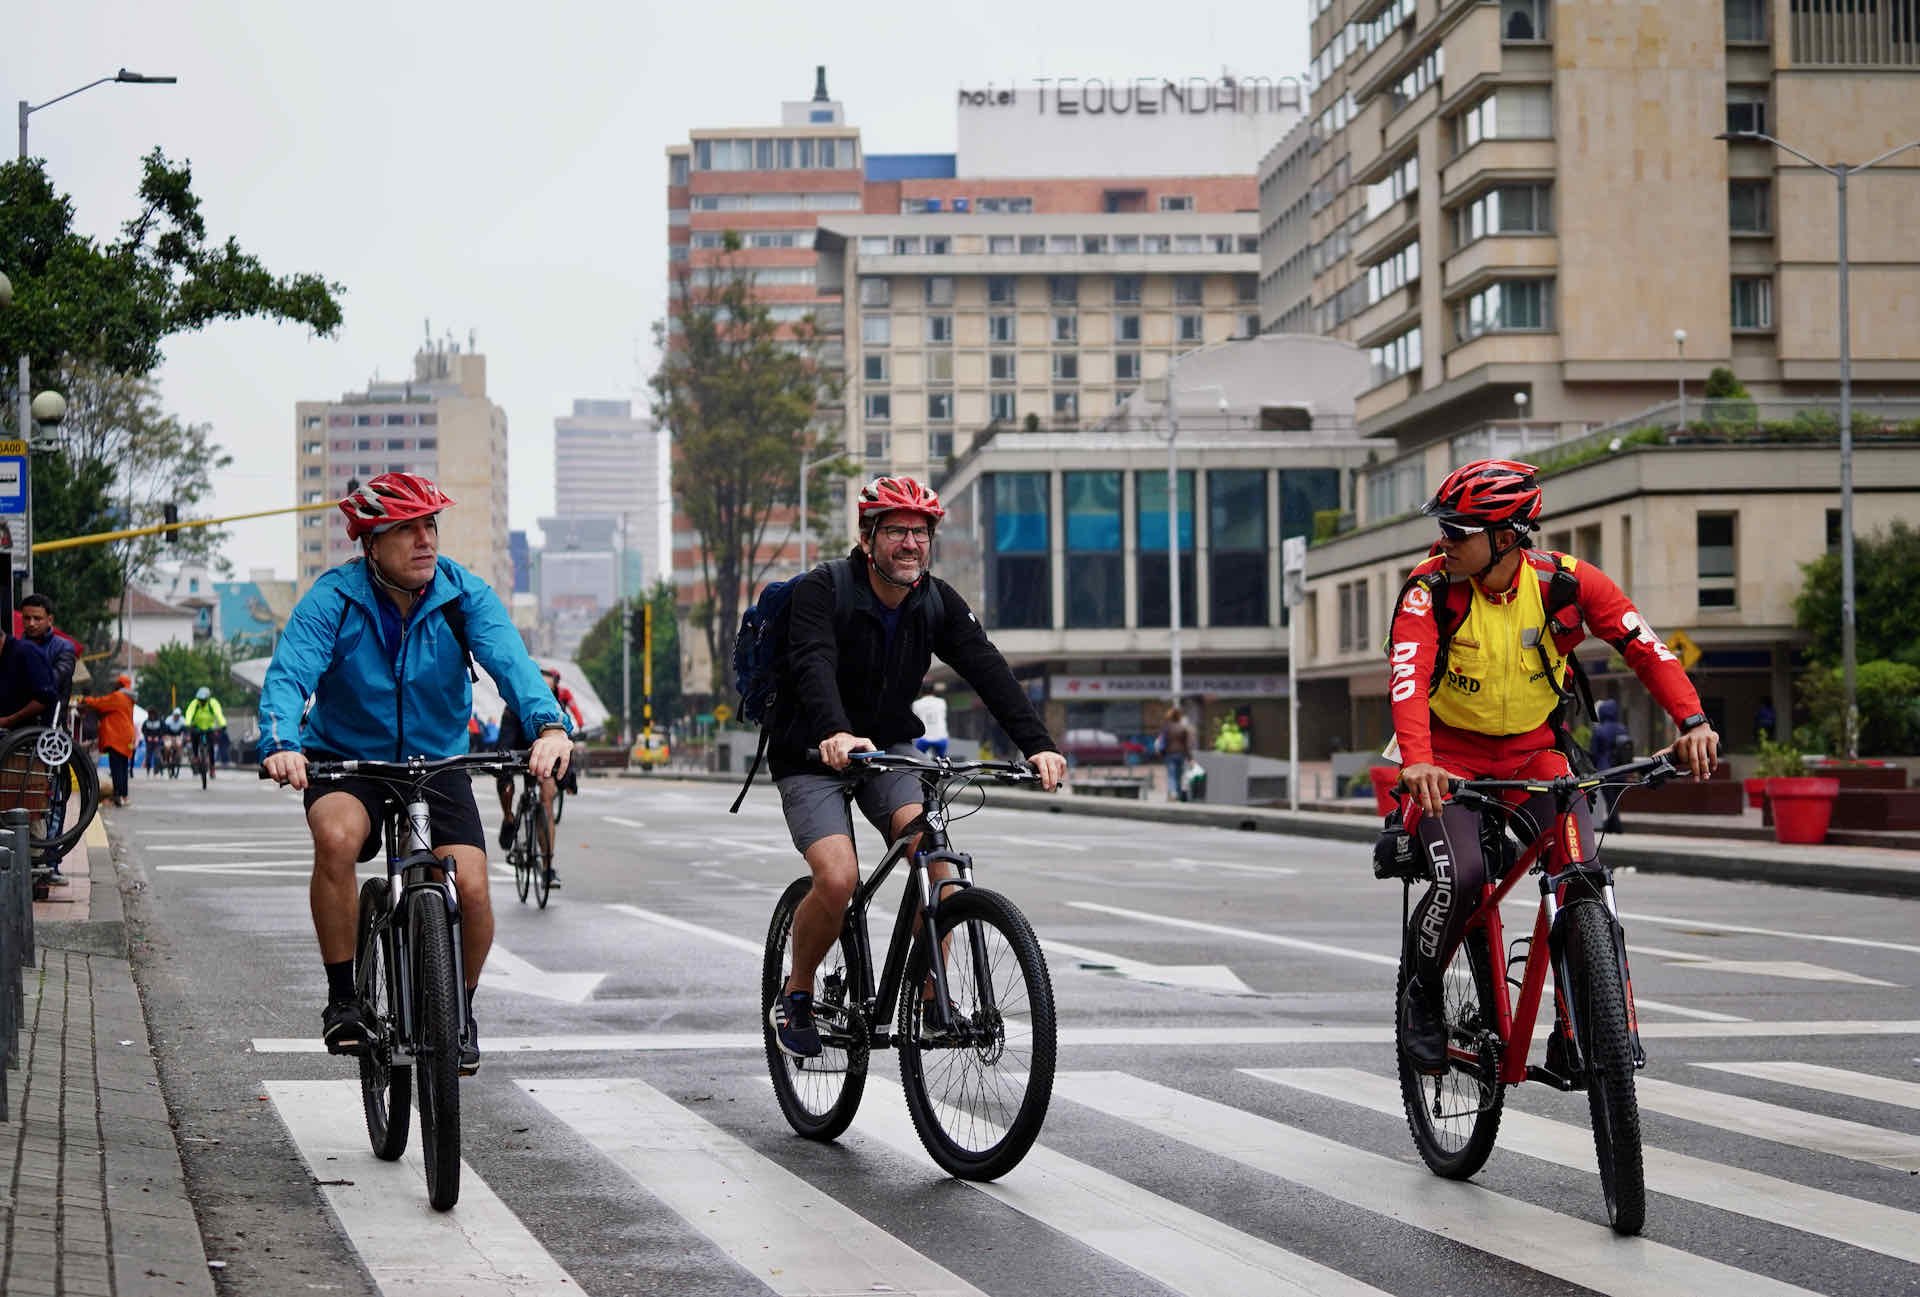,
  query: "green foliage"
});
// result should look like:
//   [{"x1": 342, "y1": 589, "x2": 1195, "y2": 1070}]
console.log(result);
[
  {"x1": 1312, "y1": 507, "x2": 1343, "y2": 542},
  {"x1": 29, "y1": 455, "x2": 121, "y2": 655},
  {"x1": 136, "y1": 640, "x2": 258, "y2": 718},
  {"x1": 1753, "y1": 735, "x2": 1806, "y2": 779},
  {"x1": 650, "y1": 235, "x2": 839, "y2": 691},
  {"x1": 1702, "y1": 367, "x2": 1747, "y2": 400},
  {"x1": 1535, "y1": 425, "x2": 1665, "y2": 478},
  {"x1": 1022, "y1": 412, "x2": 1041, "y2": 433},
  {"x1": 1792, "y1": 521, "x2": 1920, "y2": 668},
  {"x1": 576, "y1": 581, "x2": 682, "y2": 736},
  {"x1": 1796, "y1": 659, "x2": 1920, "y2": 756}
]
